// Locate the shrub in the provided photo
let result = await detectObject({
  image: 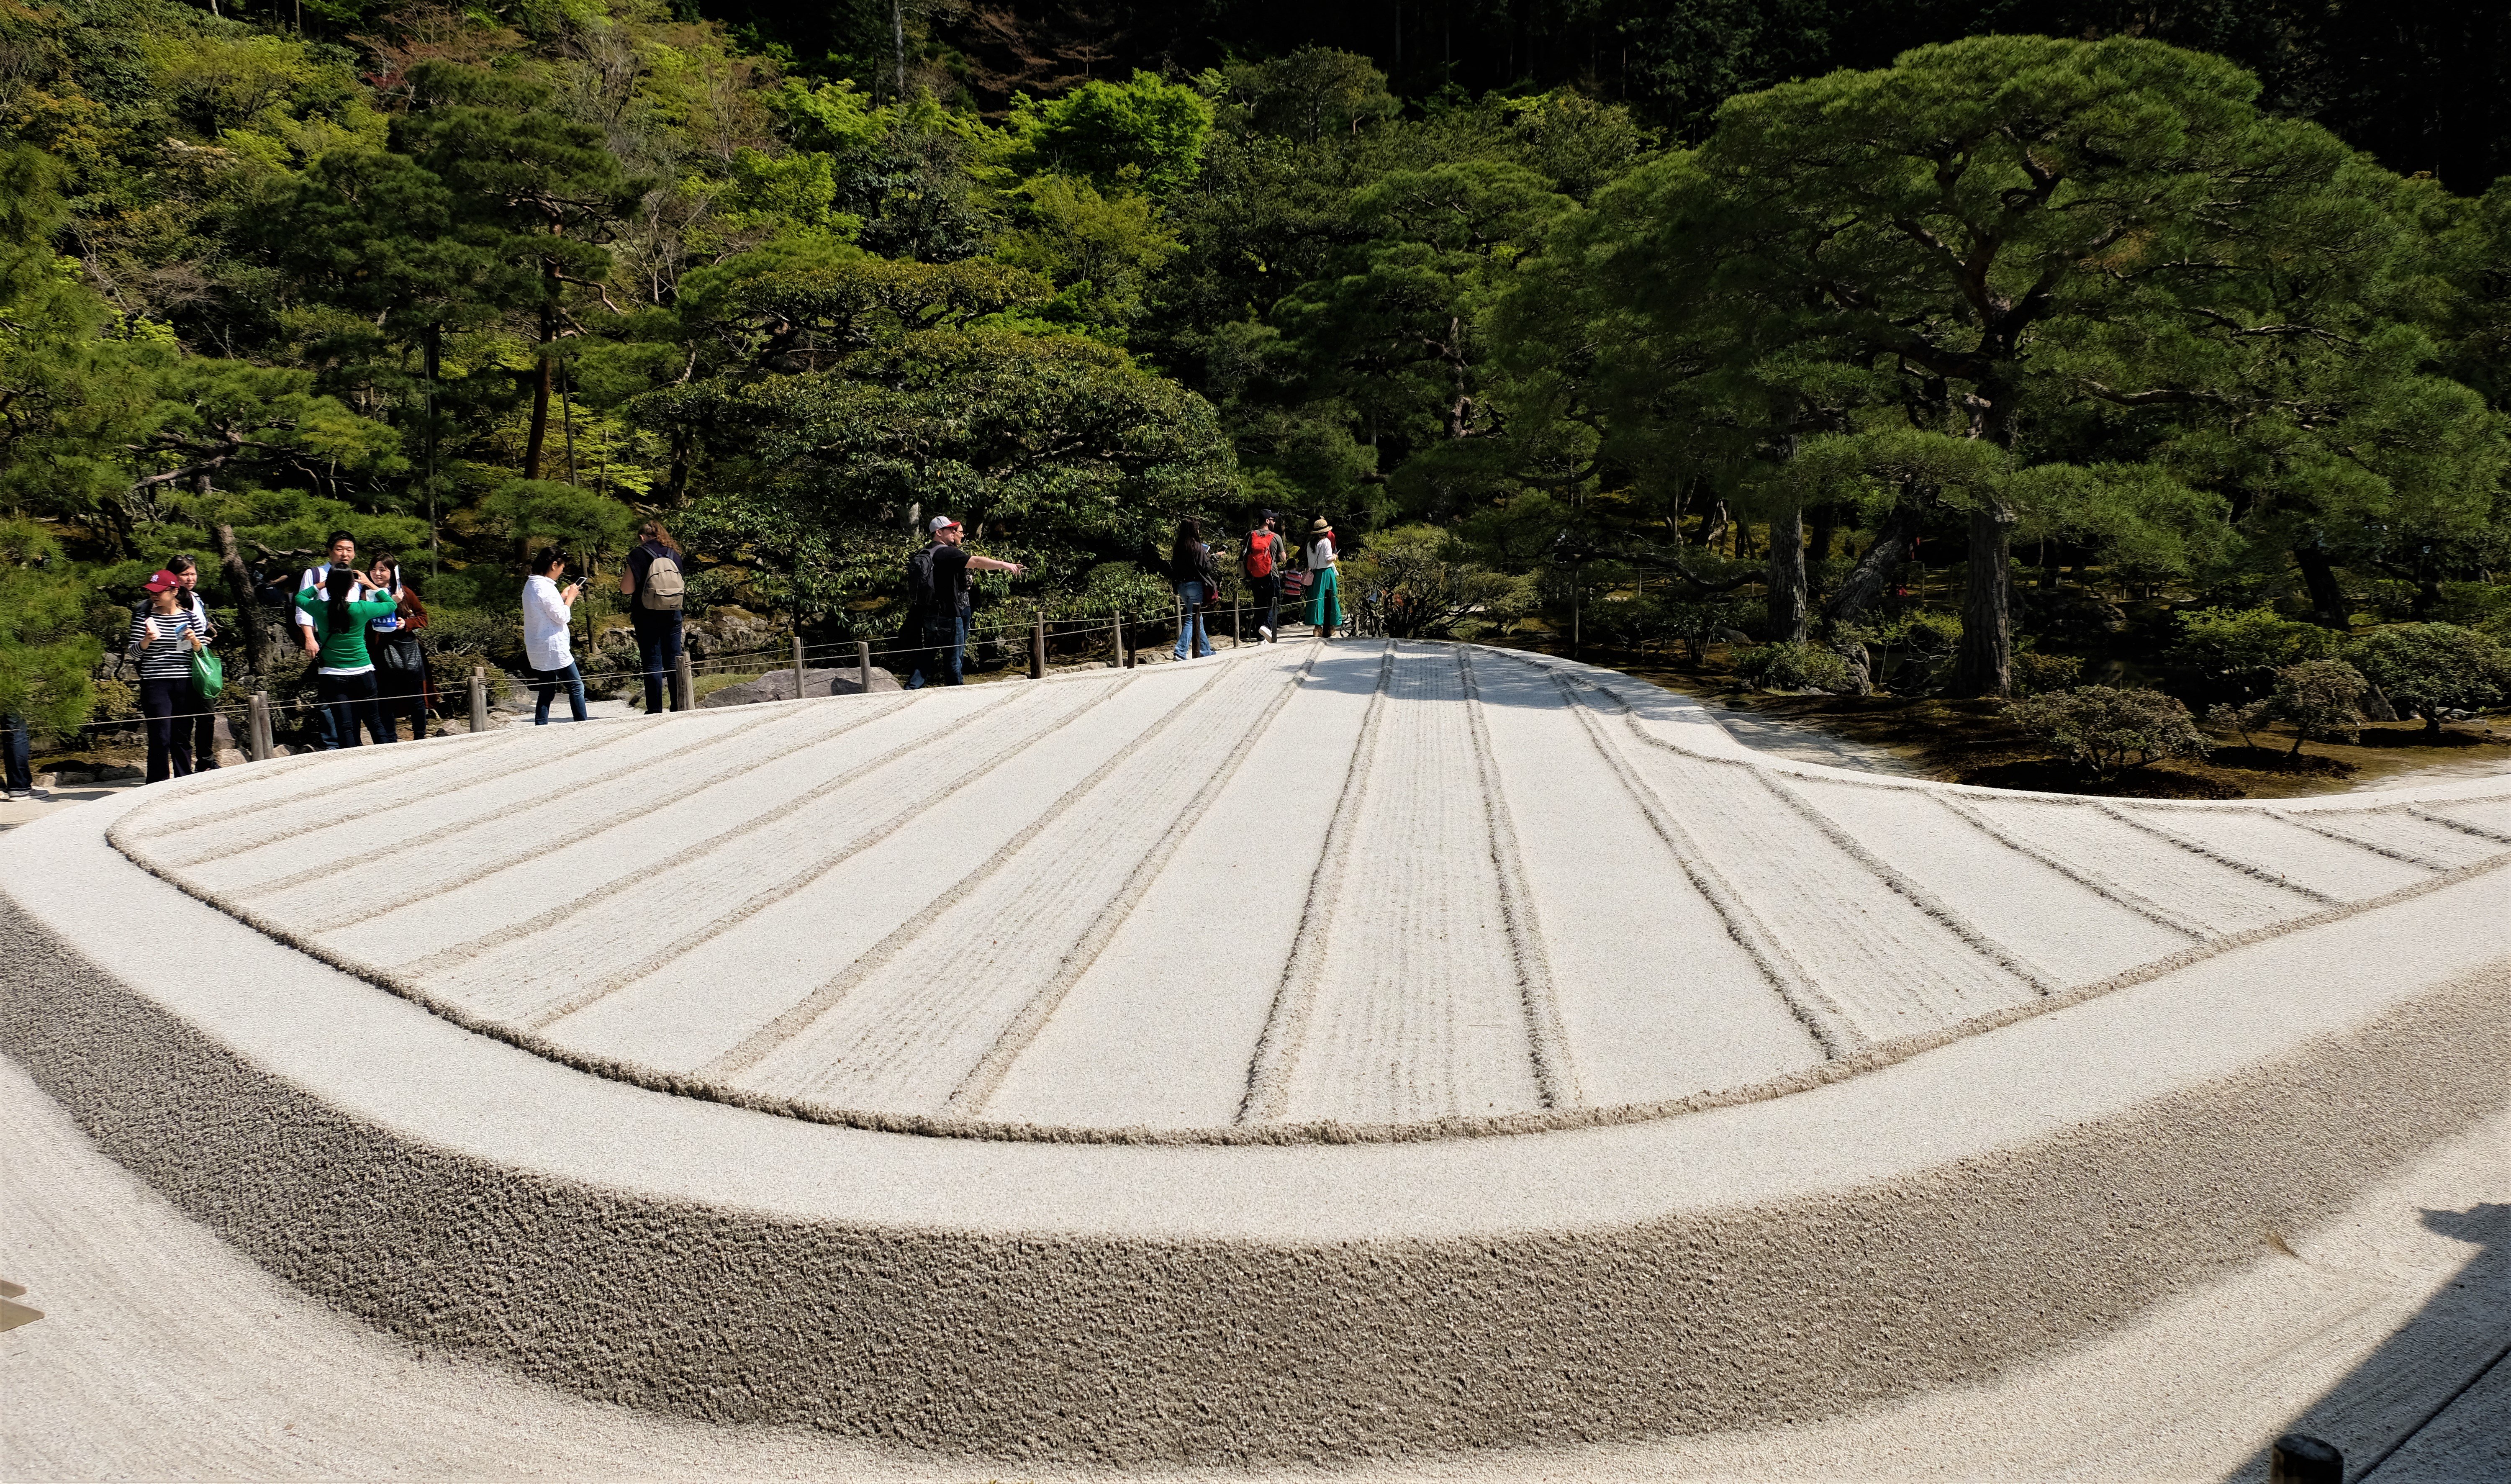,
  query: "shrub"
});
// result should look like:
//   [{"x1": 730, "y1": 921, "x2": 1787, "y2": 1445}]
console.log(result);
[
  {"x1": 2010, "y1": 650, "x2": 2083, "y2": 696},
  {"x1": 2007, "y1": 685, "x2": 2213, "y2": 780},
  {"x1": 1342, "y1": 525, "x2": 1535, "y2": 641},
  {"x1": 2172, "y1": 606, "x2": 2337, "y2": 697},
  {"x1": 1844, "y1": 609, "x2": 1960, "y2": 692},
  {"x1": 1734, "y1": 639, "x2": 1854, "y2": 693},
  {"x1": 1660, "y1": 599, "x2": 1745, "y2": 664},
  {"x1": 2347, "y1": 623, "x2": 2511, "y2": 735},
  {"x1": 2206, "y1": 660, "x2": 2370, "y2": 757}
]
